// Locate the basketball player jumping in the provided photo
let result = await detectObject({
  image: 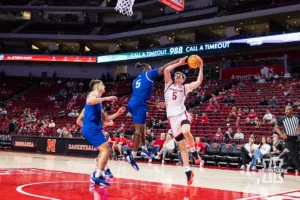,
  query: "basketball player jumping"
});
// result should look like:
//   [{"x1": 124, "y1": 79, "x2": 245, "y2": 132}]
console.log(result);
[
  {"x1": 77, "y1": 108, "x2": 115, "y2": 179},
  {"x1": 81, "y1": 79, "x2": 125, "y2": 186},
  {"x1": 126, "y1": 58, "x2": 185, "y2": 170},
  {"x1": 164, "y1": 56, "x2": 203, "y2": 185}
]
